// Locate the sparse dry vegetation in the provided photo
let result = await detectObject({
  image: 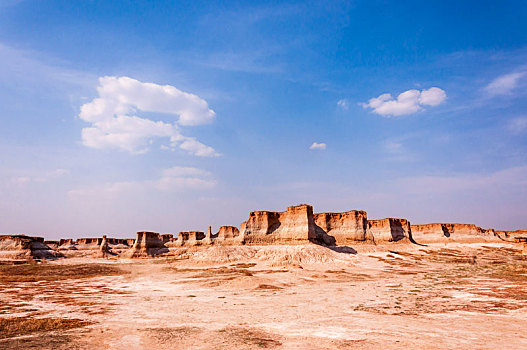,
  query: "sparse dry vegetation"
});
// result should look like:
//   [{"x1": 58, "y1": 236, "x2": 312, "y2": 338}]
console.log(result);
[
  {"x1": 0, "y1": 317, "x2": 91, "y2": 338},
  {"x1": 0, "y1": 263, "x2": 126, "y2": 283}
]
